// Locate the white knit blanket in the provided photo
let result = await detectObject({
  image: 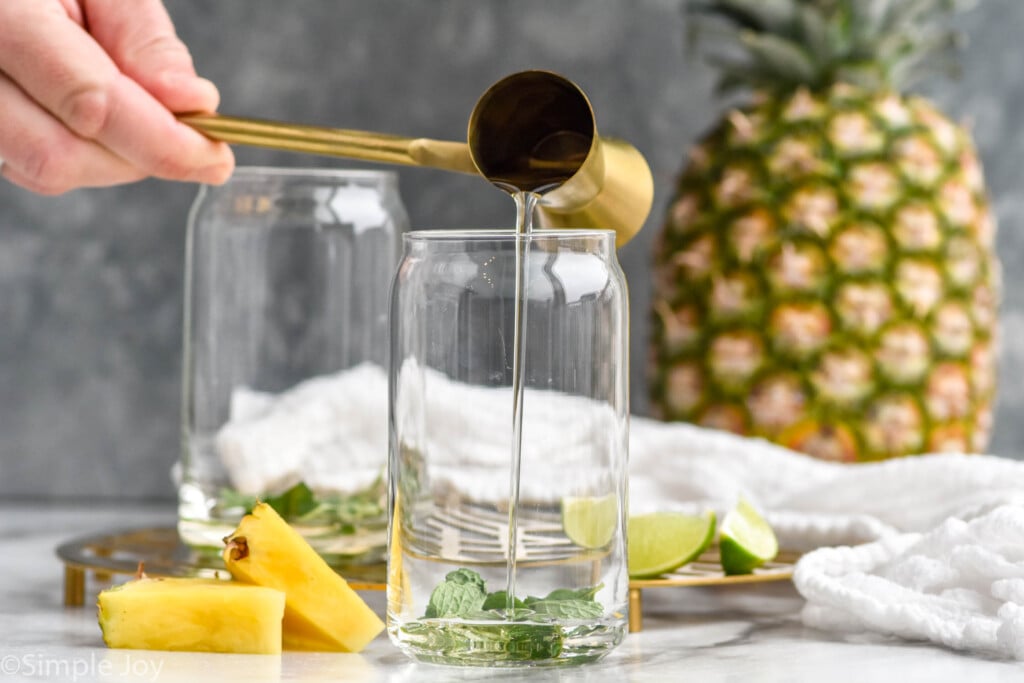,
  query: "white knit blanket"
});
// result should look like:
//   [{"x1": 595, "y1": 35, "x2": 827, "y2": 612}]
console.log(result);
[{"x1": 215, "y1": 363, "x2": 1024, "y2": 658}]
